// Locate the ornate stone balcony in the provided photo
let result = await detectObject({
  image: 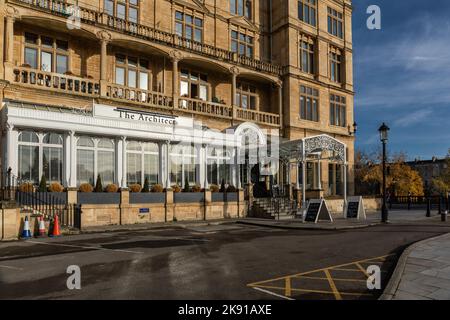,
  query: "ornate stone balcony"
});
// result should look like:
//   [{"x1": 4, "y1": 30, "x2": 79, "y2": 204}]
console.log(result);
[
  {"x1": 12, "y1": 66, "x2": 100, "y2": 97},
  {"x1": 10, "y1": 0, "x2": 283, "y2": 76},
  {"x1": 9, "y1": 67, "x2": 280, "y2": 127},
  {"x1": 106, "y1": 84, "x2": 173, "y2": 110}
]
